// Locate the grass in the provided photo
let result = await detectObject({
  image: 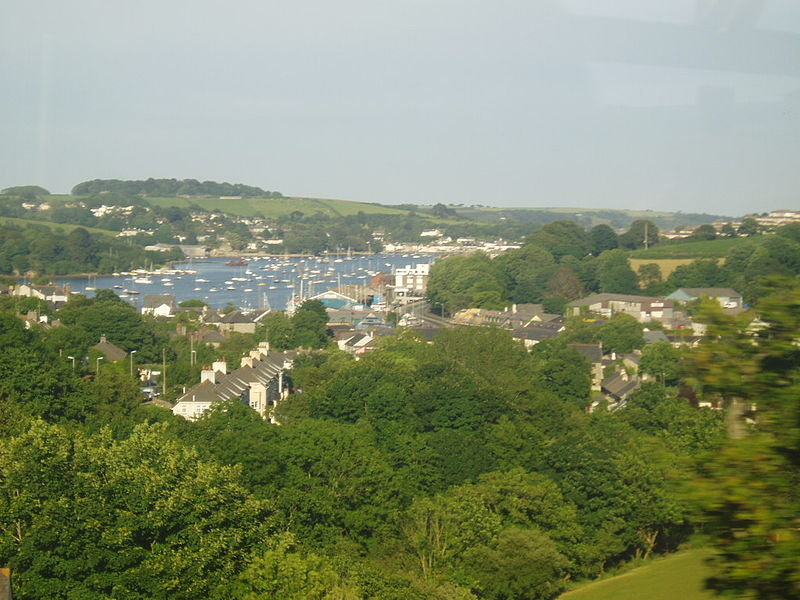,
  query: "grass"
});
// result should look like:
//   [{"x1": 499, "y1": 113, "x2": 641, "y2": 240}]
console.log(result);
[
  {"x1": 629, "y1": 237, "x2": 760, "y2": 259},
  {"x1": 559, "y1": 549, "x2": 716, "y2": 600},
  {"x1": 628, "y1": 258, "x2": 721, "y2": 279},
  {"x1": 143, "y1": 195, "x2": 413, "y2": 218},
  {"x1": 0, "y1": 216, "x2": 117, "y2": 237}
]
